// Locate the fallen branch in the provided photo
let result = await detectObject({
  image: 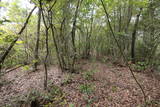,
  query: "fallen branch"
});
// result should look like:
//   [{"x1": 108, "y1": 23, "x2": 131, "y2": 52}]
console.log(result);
[
  {"x1": 5, "y1": 65, "x2": 24, "y2": 74},
  {"x1": 0, "y1": 64, "x2": 26, "y2": 76}
]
